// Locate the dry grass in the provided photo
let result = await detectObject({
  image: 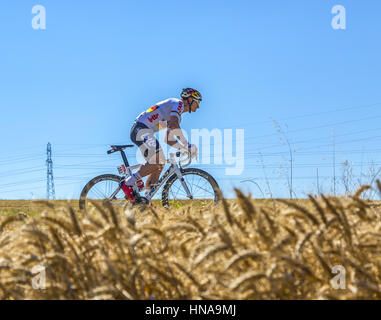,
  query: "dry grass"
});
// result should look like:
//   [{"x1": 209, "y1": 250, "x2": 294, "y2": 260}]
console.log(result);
[{"x1": 1, "y1": 183, "x2": 381, "y2": 300}]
